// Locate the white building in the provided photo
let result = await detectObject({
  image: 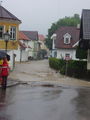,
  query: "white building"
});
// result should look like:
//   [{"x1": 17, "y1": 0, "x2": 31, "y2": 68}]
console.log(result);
[
  {"x1": 14, "y1": 31, "x2": 40, "y2": 62},
  {"x1": 21, "y1": 31, "x2": 40, "y2": 60},
  {"x1": 51, "y1": 26, "x2": 80, "y2": 60}
]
